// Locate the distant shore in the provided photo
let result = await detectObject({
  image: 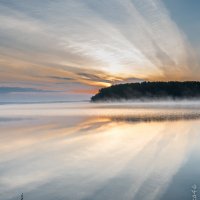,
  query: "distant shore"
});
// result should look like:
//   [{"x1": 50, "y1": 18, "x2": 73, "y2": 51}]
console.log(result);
[{"x1": 91, "y1": 81, "x2": 200, "y2": 102}]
